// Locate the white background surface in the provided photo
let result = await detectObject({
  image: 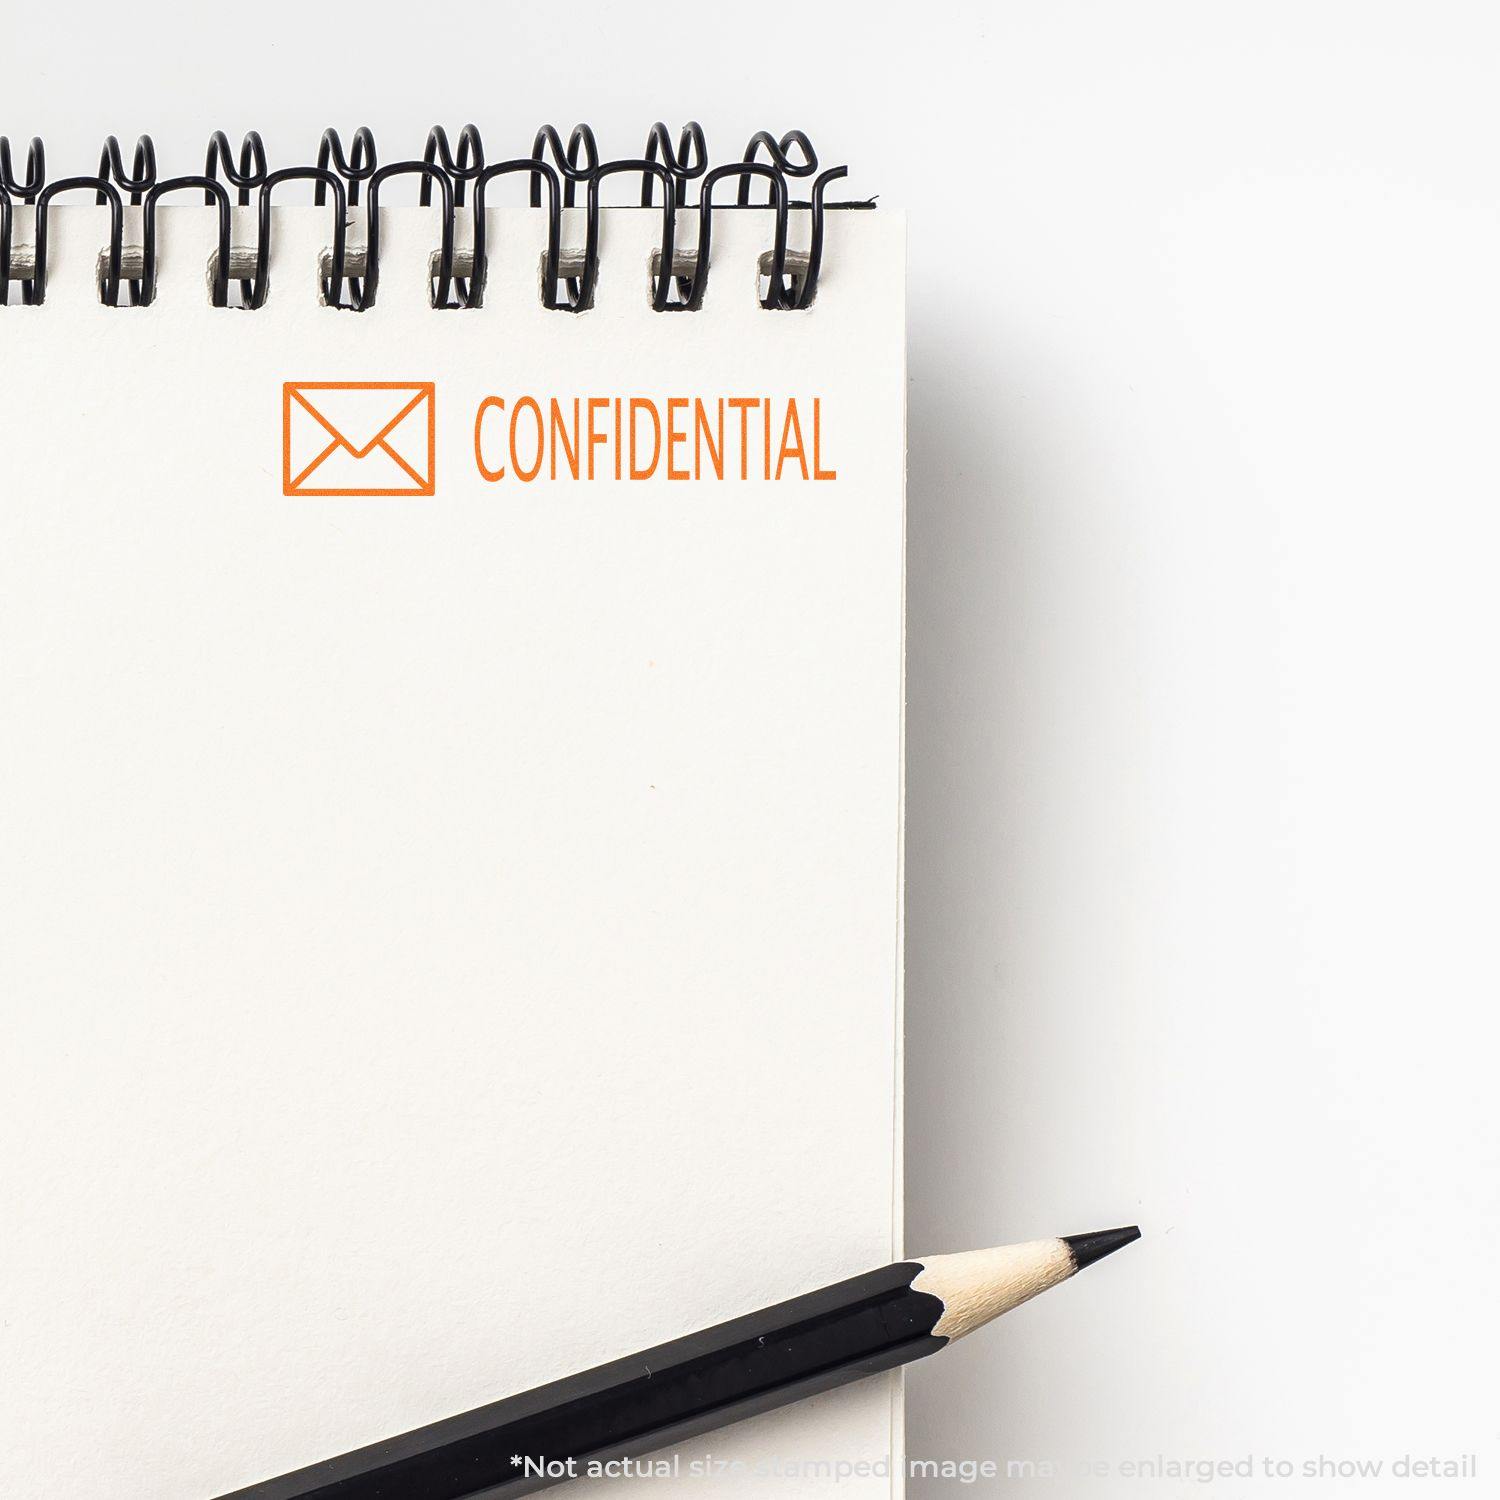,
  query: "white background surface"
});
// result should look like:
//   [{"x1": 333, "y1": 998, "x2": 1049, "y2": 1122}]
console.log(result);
[{"x1": 7, "y1": 2, "x2": 1499, "y2": 1495}]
